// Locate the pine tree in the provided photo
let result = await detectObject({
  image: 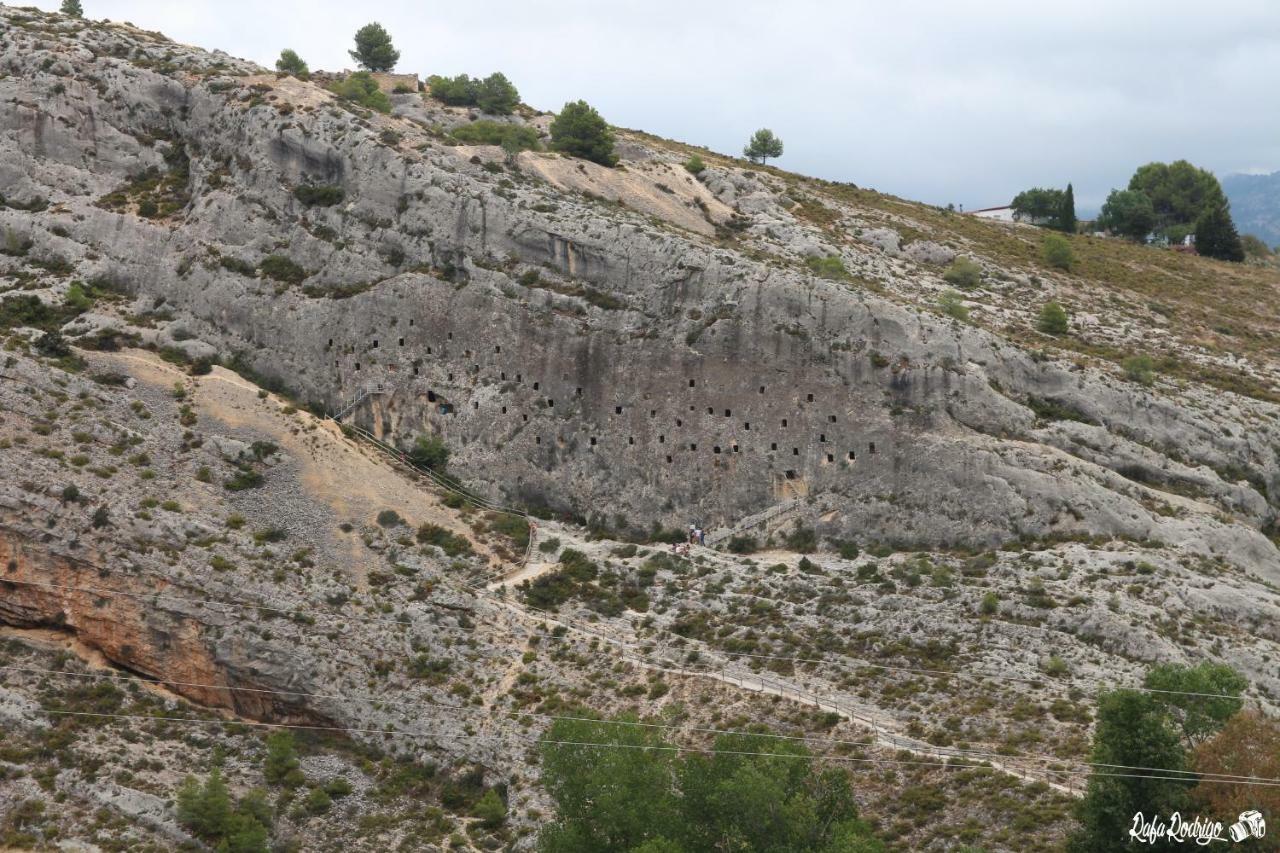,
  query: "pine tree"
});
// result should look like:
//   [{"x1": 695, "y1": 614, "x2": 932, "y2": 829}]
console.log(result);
[
  {"x1": 275, "y1": 49, "x2": 309, "y2": 79},
  {"x1": 549, "y1": 101, "x2": 617, "y2": 167},
  {"x1": 1057, "y1": 183, "x2": 1077, "y2": 233},
  {"x1": 1194, "y1": 202, "x2": 1245, "y2": 262},
  {"x1": 476, "y1": 72, "x2": 520, "y2": 115},
  {"x1": 743, "y1": 128, "x2": 784, "y2": 165},
  {"x1": 349, "y1": 22, "x2": 399, "y2": 73},
  {"x1": 60, "y1": 0, "x2": 83, "y2": 17}
]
